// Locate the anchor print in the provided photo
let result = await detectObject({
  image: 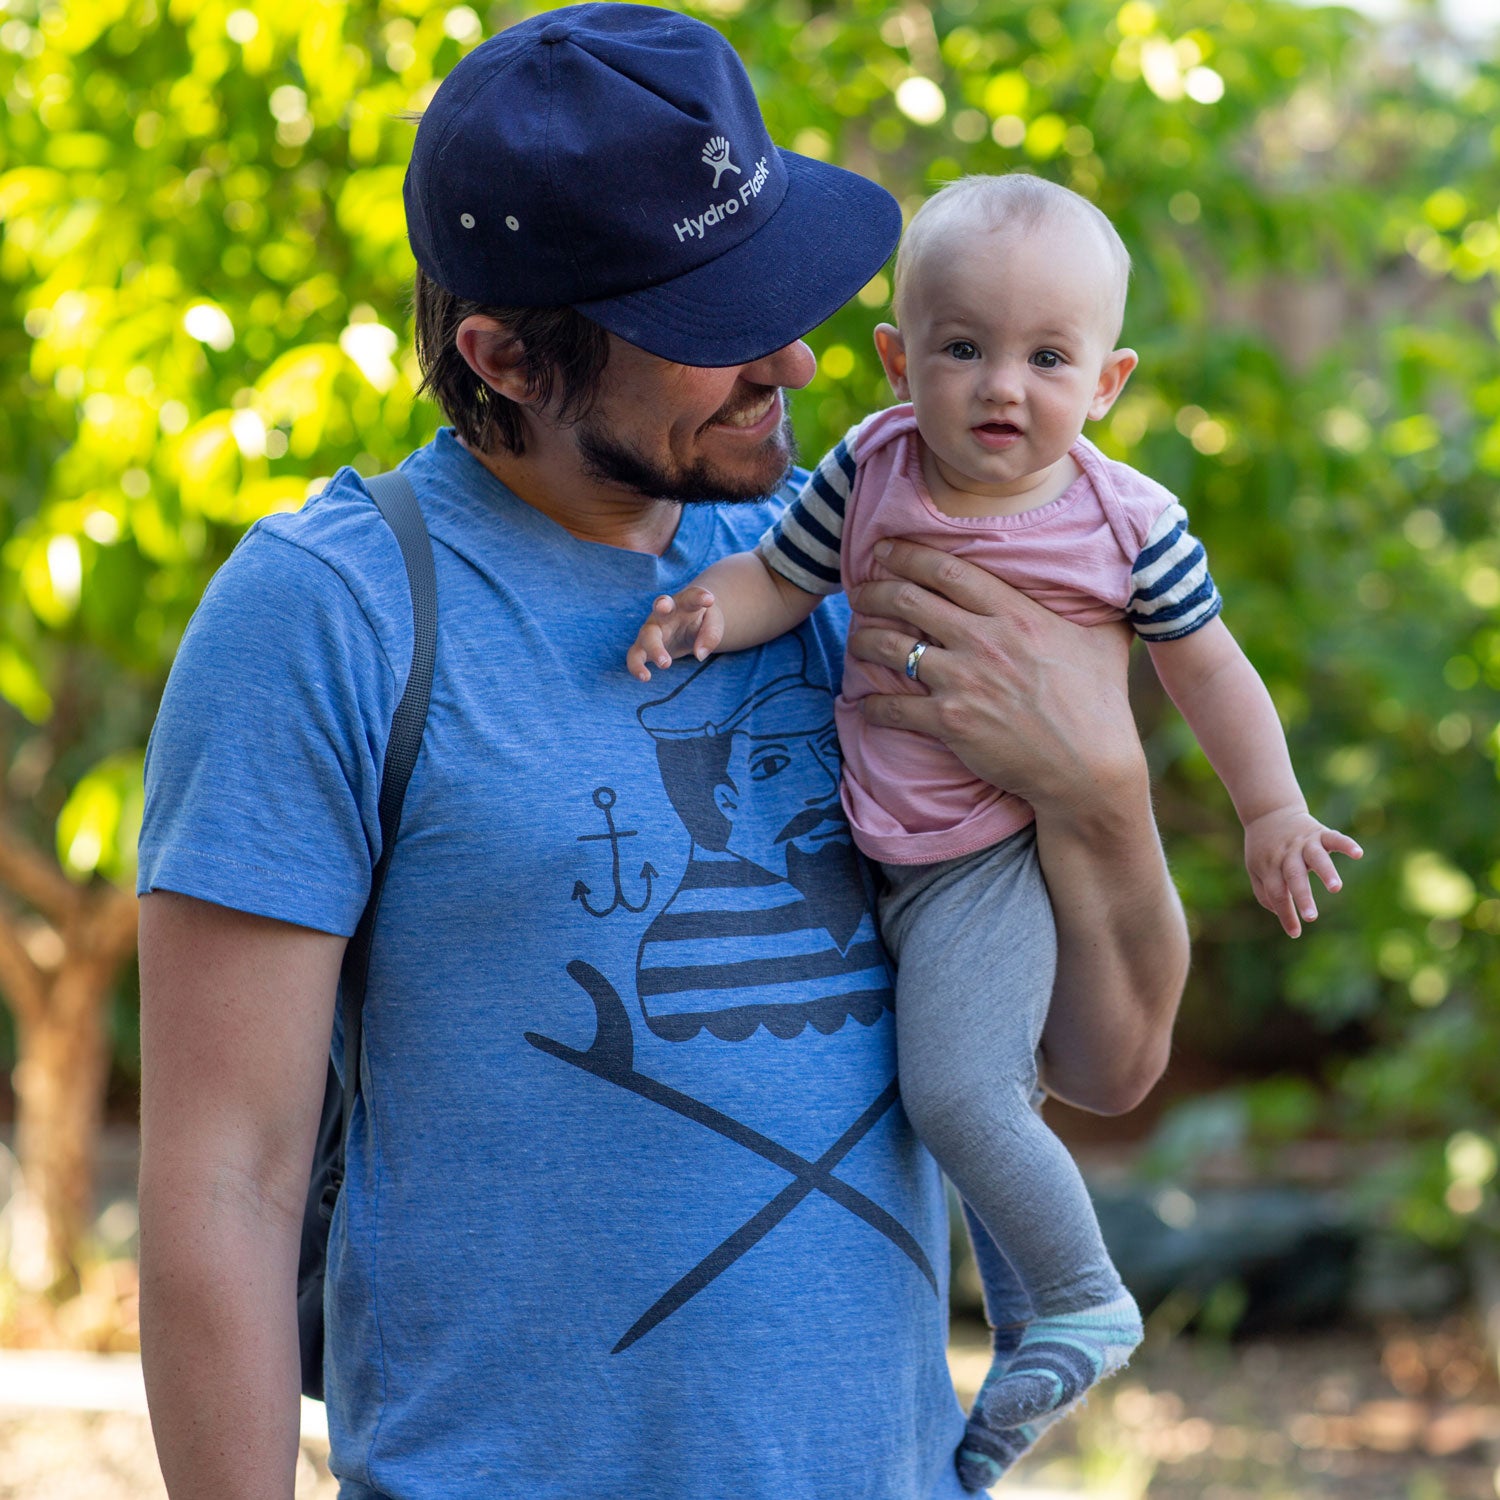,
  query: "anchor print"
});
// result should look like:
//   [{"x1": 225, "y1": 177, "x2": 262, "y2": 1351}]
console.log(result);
[{"x1": 572, "y1": 786, "x2": 657, "y2": 918}]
